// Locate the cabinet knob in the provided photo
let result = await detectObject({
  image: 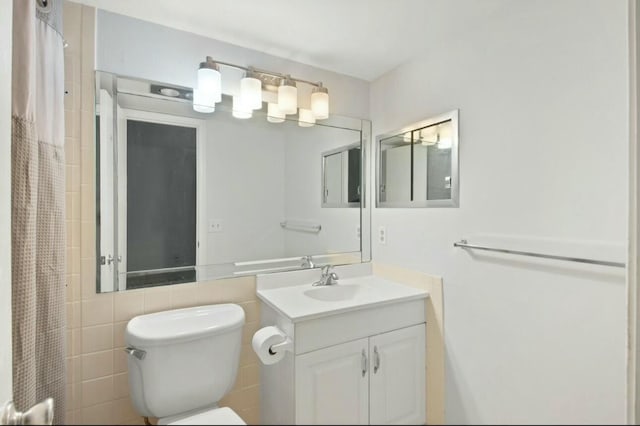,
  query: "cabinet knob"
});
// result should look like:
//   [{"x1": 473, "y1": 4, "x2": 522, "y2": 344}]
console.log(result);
[{"x1": 373, "y1": 345, "x2": 380, "y2": 374}]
